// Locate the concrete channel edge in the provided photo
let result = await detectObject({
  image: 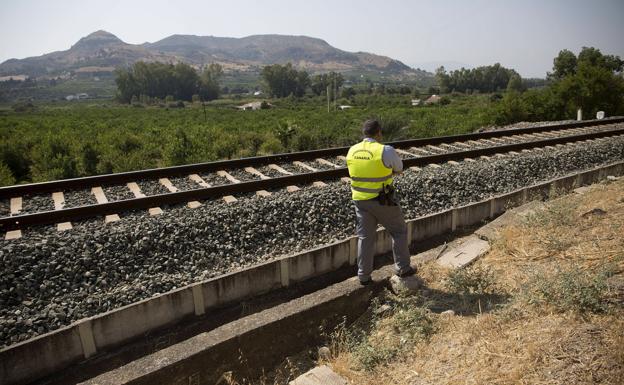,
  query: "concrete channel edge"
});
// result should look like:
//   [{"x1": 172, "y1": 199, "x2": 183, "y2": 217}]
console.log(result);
[{"x1": 1, "y1": 160, "x2": 623, "y2": 385}]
